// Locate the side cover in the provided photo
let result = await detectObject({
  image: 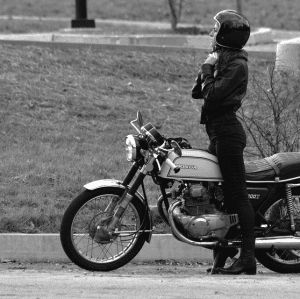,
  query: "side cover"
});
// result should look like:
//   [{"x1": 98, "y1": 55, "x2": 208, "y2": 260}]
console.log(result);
[{"x1": 159, "y1": 149, "x2": 223, "y2": 181}]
